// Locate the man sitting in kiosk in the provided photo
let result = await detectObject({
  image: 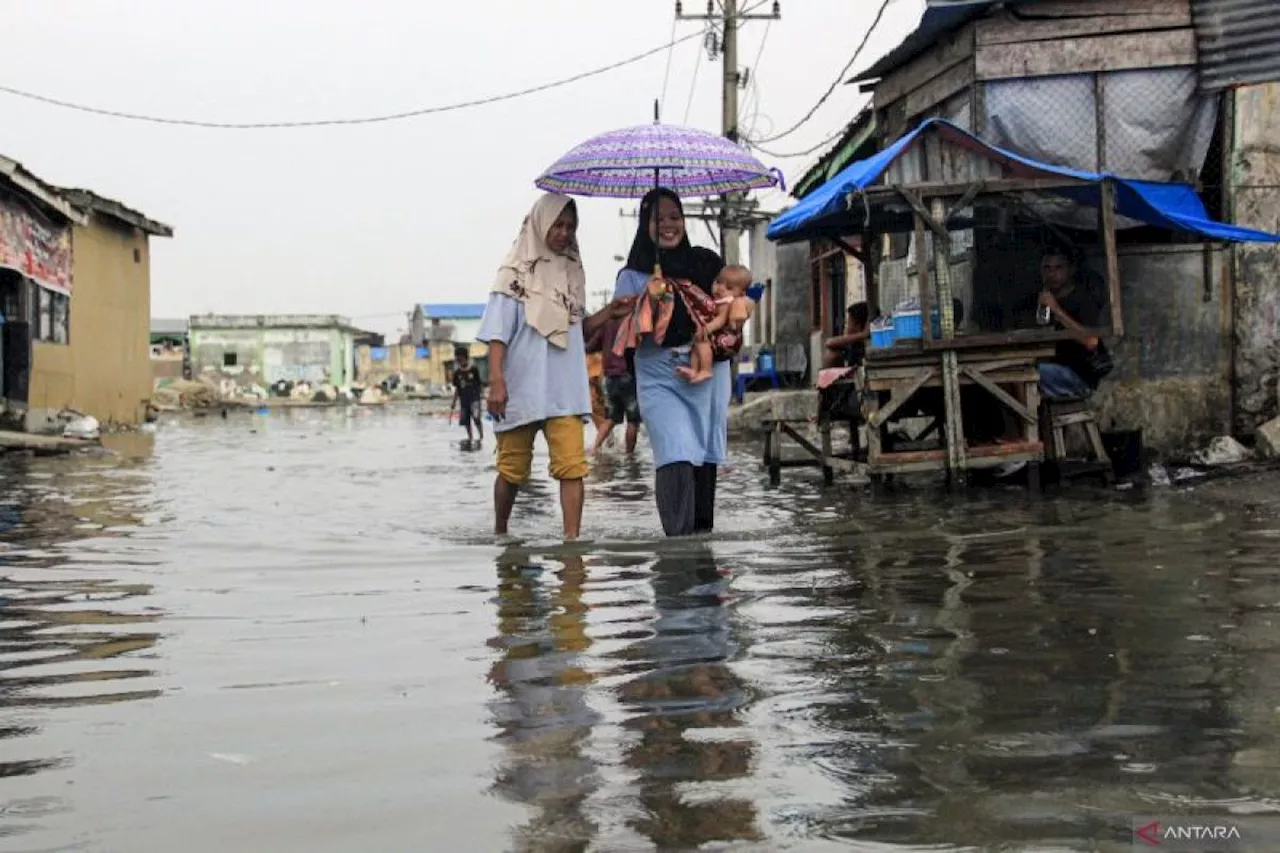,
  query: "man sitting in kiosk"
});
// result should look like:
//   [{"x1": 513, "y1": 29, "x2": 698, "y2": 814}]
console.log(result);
[{"x1": 1036, "y1": 246, "x2": 1112, "y2": 400}]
